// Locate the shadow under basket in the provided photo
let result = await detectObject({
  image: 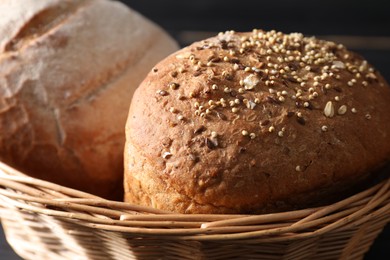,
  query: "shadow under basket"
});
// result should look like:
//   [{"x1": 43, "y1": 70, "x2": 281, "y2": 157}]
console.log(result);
[{"x1": 0, "y1": 161, "x2": 389, "y2": 260}]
